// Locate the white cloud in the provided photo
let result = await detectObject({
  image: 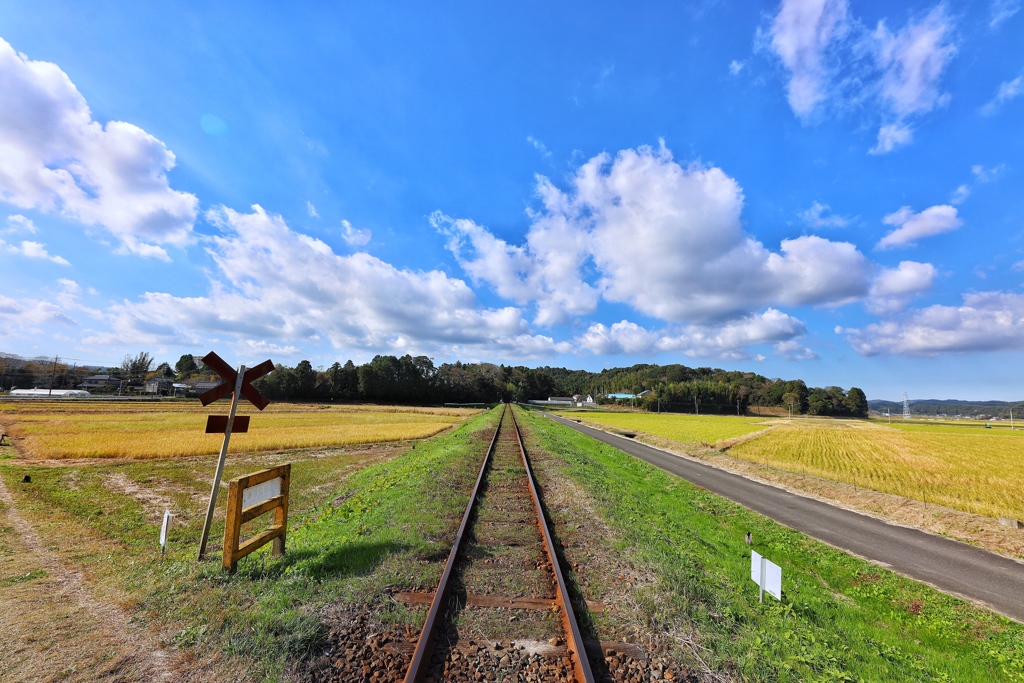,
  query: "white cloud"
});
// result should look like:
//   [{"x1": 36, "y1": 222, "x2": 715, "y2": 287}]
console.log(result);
[
  {"x1": 1011, "y1": 260, "x2": 1024, "y2": 272},
  {"x1": 768, "y1": 0, "x2": 850, "y2": 118},
  {"x1": 870, "y1": 122, "x2": 914, "y2": 154},
  {"x1": 2, "y1": 239, "x2": 70, "y2": 265},
  {"x1": 340, "y1": 219, "x2": 371, "y2": 246},
  {"x1": 440, "y1": 145, "x2": 875, "y2": 327},
  {"x1": 0, "y1": 294, "x2": 77, "y2": 334},
  {"x1": 971, "y1": 163, "x2": 1006, "y2": 183},
  {"x1": 981, "y1": 75, "x2": 1022, "y2": 116},
  {"x1": 774, "y1": 339, "x2": 820, "y2": 360},
  {"x1": 90, "y1": 205, "x2": 564, "y2": 359},
  {"x1": 877, "y1": 204, "x2": 962, "y2": 249},
  {"x1": 575, "y1": 309, "x2": 808, "y2": 360},
  {"x1": 729, "y1": 60, "x2": 746, "y2": 76},
  {"x1": 306, "y1": 201, "x2": 319, "y2": 218},
  {"x1": 867, "y1": 260, "x2": 936, "y2": 313},
  {"x1": 840, "y1": 291, "x2": 1024, "y2": 355},
  {"x1": 527, "y1": 135, "x2": 553, "y2": 159},
  {"x1": 5, "y1": 214, "x2": 38, "y2": 234},
  {"x1": 873, "y1": 7, "x2": 956, "y2": 119},
  {"x1": 0, "y1": 38, "x2": 198, "y2": 260},
  {"x1": 950, "y1": 184, "x2": 970, "y2": 205},
  {"x1": 990, "y1": 0, "x2": 1021, "y2": 28},
  {"x1": 799, "y1": 200, "x2": 852, "y2": 228}
]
